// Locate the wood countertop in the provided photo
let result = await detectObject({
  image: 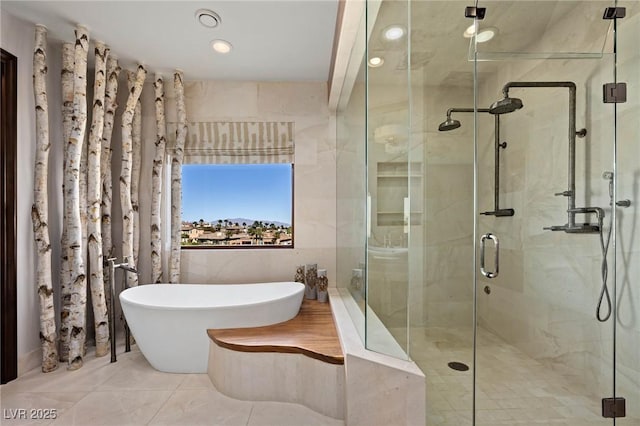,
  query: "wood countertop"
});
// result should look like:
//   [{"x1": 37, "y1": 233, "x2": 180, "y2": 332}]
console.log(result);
[{"x1": 207, "y1": 298, "x2": 344, "y2": 365}]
